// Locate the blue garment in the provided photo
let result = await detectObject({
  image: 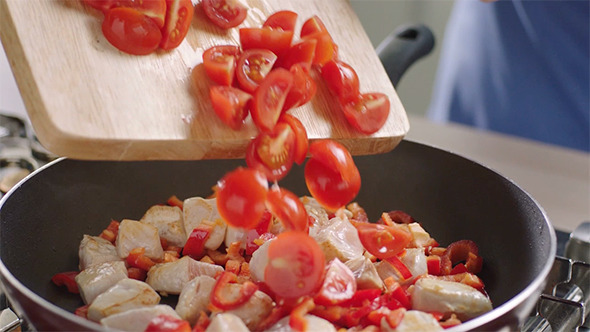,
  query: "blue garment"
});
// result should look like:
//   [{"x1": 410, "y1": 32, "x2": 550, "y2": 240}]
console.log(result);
[{"x1": 428, "y1": 0, "x2": 590, "y2": 152}]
